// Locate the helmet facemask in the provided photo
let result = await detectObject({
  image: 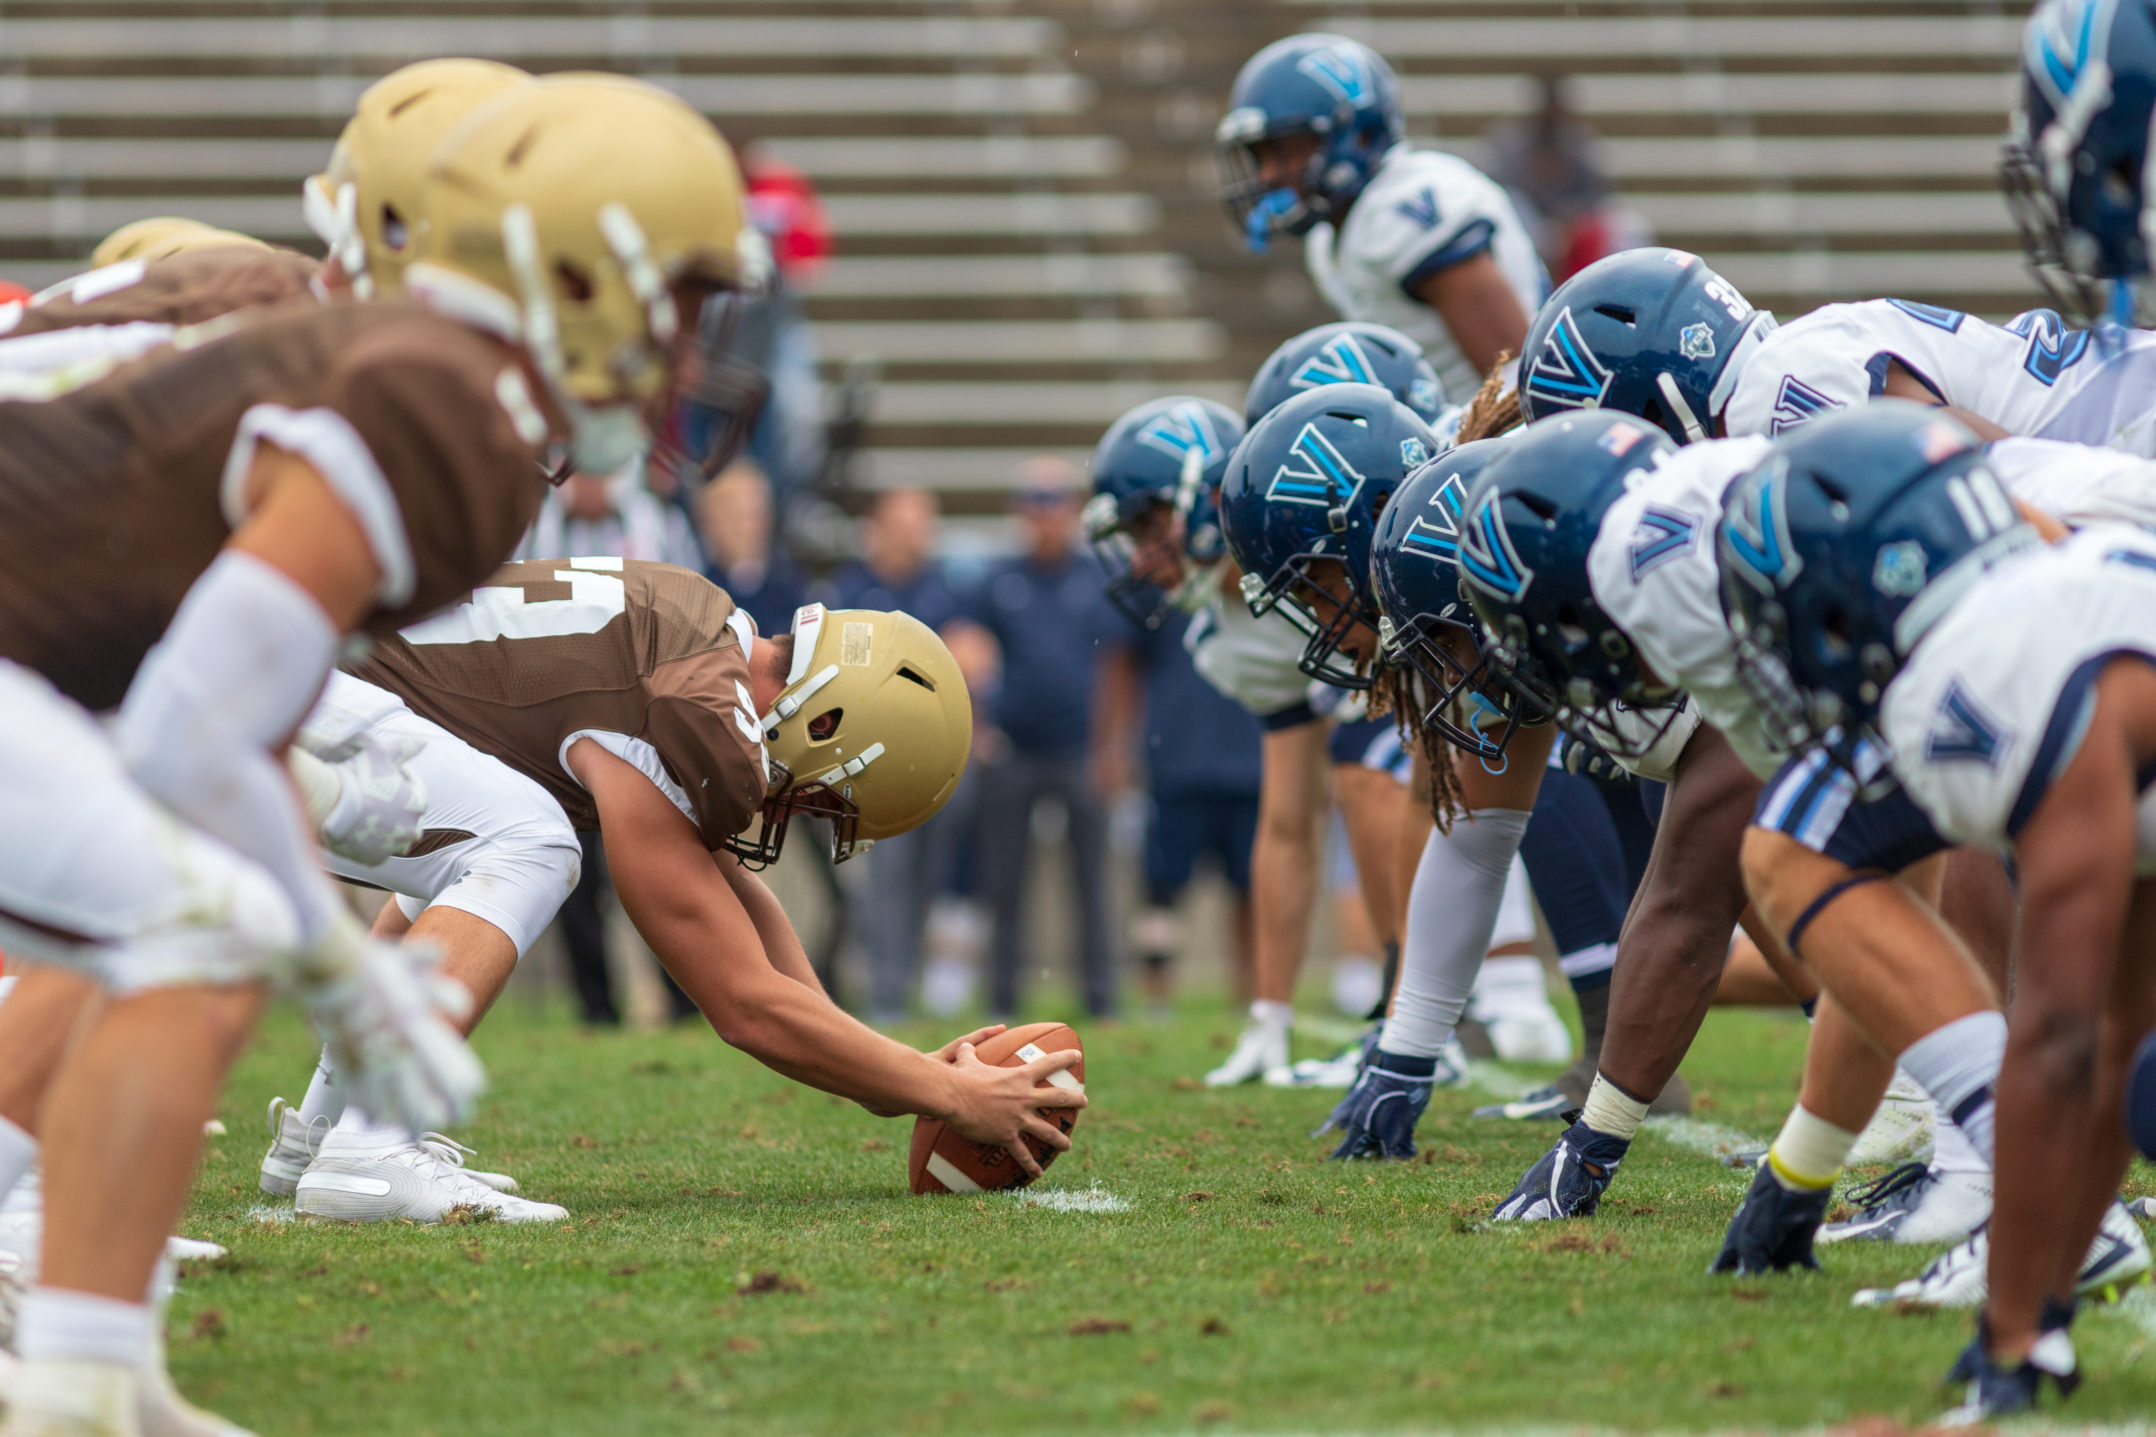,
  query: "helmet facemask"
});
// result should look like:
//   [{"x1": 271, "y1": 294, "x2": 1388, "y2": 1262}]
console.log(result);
[
  {"x1": 1242, "y1": 551, "x2": 1384, "y2": 691},
  {"x1": 1085, "y1": 448, "x2": 1220, "y2": 631},
  {"x1": 1380, "y1": 605, "x2": 1544, "y2": 765}
]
